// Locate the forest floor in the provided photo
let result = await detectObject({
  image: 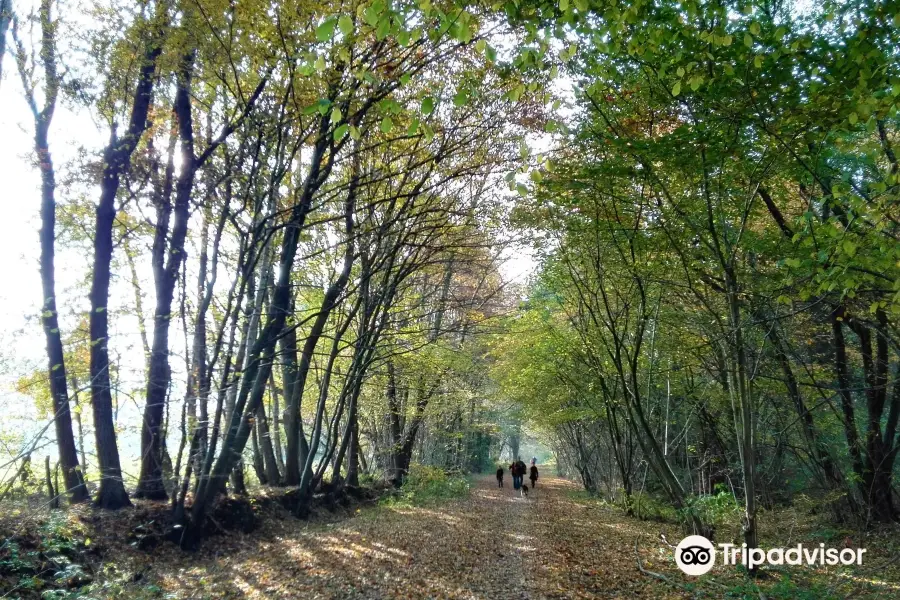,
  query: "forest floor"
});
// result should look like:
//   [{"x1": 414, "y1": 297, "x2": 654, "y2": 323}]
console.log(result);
[
  {"x1": 130, "y1": 475, "x2": 684, "y2": 599},
  {"x1": 3, "y1": 475, "x2": 900, "y2": 599}
]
